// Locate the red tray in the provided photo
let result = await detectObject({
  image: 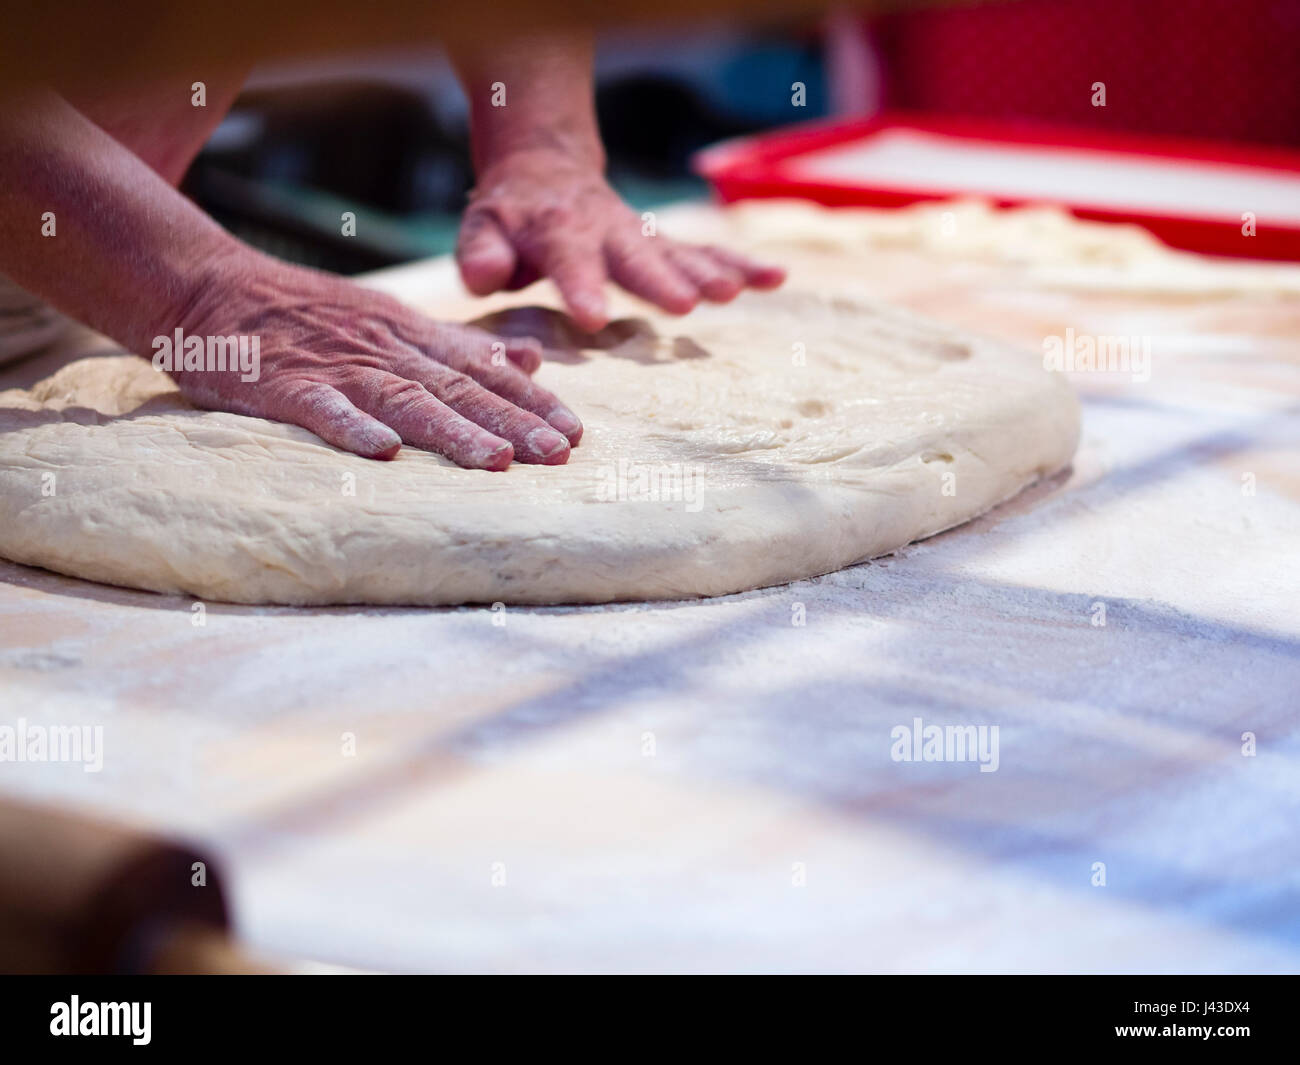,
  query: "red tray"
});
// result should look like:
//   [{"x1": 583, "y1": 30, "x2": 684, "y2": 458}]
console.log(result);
[{"x1": 694, "y1": 113, "x2": 1300, "y2": 262}]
